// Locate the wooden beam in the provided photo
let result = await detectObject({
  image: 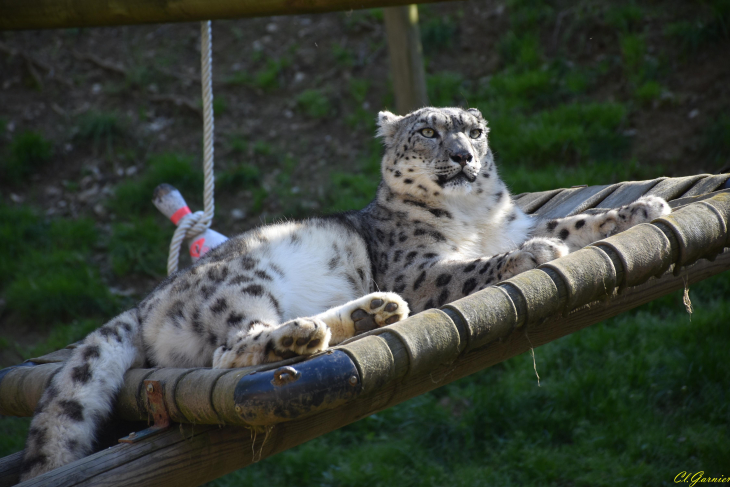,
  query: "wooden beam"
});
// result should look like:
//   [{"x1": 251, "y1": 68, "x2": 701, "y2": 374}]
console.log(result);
[
  {"x1": 383, "y1": 5, "x2": 429, "y2": 114},
  {"x1": 0, "y1": 0, "x2": 457, "y2": 30}
]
